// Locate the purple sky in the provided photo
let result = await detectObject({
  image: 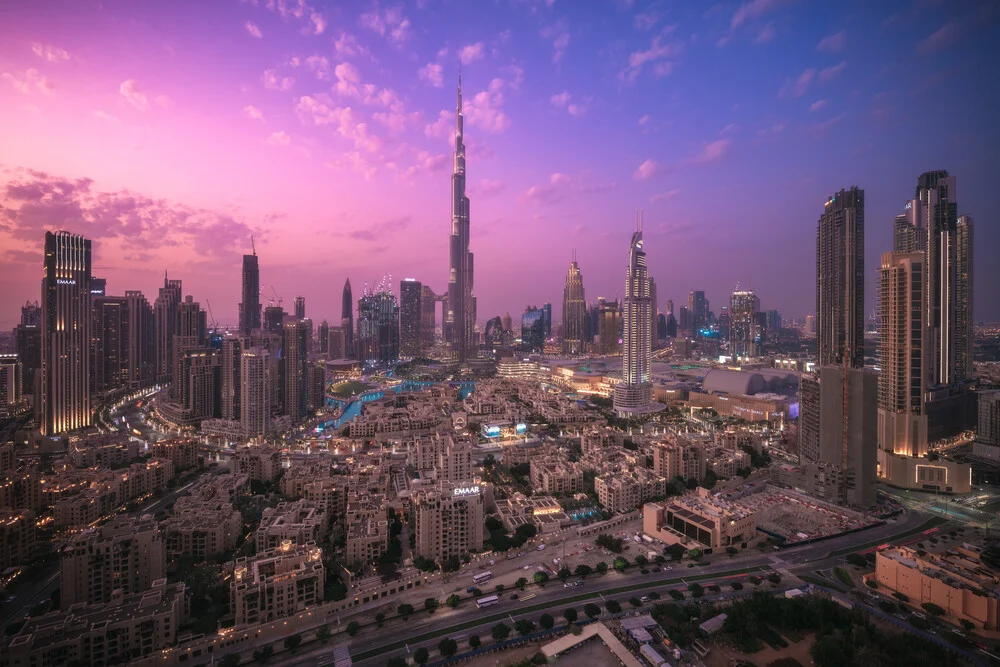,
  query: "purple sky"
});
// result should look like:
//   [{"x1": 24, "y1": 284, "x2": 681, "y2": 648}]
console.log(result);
[{"x1": 1, "y1": 0, "x2": 997, "y2": 329}]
